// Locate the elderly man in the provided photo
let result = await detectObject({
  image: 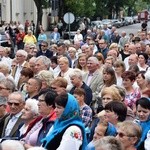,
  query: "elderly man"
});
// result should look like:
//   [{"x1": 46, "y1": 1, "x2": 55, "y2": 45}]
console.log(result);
[
  {"x1": 2, "y1": 92, "x2": 25, "y2": 137},
  {"x1": 25, "y1": 77, "x2": 42, "y2": 100},
  {"x1": 118, "y1": 31, "x2": 129, "y2": 51},
  {"x1": 34, "y1": 56, "x2": 52, "y2": 75},
  {"x1": 50, "y1": 27, "x2": 60, "y2": 43},
  {"x1": 83, "y1": 57, "x2": 103, "y2": 107},
  {"x1": 69, "y1": 69, "x2": 93, "y2": 105},
  {"x1": 11, "y1": 50, "x2": 29, "y2": 88},
  {"x1": 124, "y1": 44, "x2": 137, "y2": 69}
]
